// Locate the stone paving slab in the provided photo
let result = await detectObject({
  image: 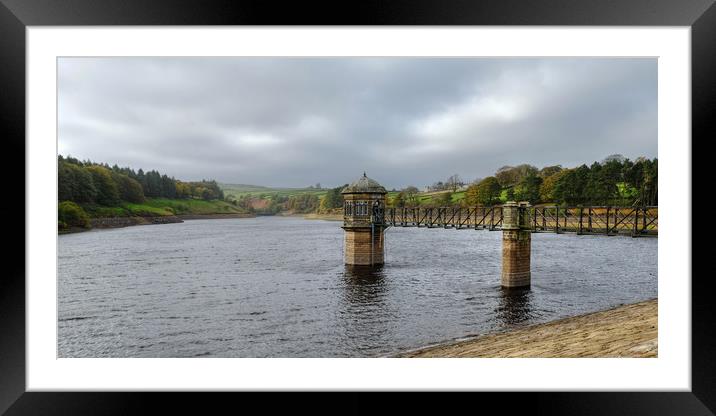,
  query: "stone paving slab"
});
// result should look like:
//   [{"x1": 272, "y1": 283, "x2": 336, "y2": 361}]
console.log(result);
[{"x1": 401, "y1": 299, "x2": 658, "y2": 358}]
